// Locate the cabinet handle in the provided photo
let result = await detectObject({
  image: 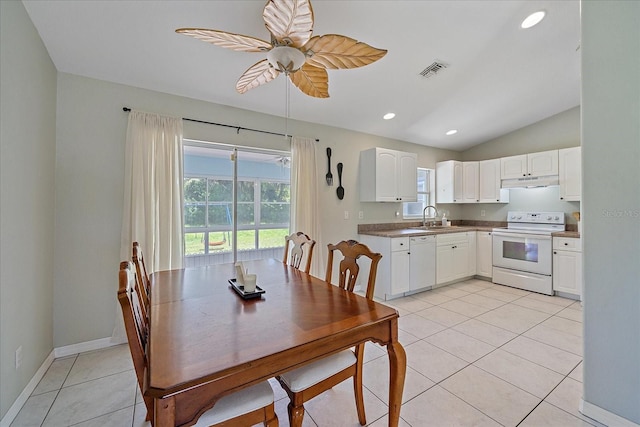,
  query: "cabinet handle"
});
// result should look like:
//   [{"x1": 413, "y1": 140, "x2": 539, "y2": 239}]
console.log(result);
[
  {"x1": 560, "y1": 197, "x2": 564, "y2": 200},
  {"x1": 564, "y1": 243, "x2": 569, "y2": 246},
  {"x1": 554, "y1": 251, "x2": 557, "y2": 254}
]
